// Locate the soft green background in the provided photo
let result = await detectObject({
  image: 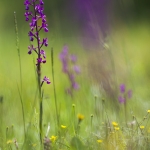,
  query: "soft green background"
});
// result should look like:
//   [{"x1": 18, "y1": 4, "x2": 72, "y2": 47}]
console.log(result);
[{"x1": 0, "y1": 0, "x2": 150, "y2": 149}]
